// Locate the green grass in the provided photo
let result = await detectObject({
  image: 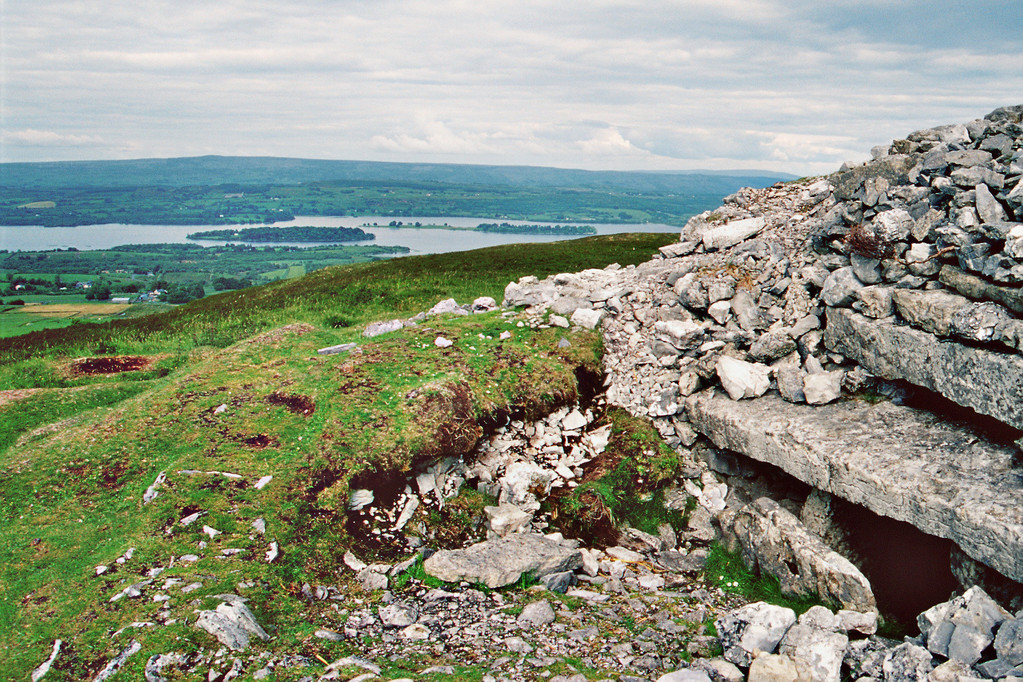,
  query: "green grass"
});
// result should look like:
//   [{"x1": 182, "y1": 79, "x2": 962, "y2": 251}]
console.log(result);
[
  {"x1": 0, "y1": 232, "x2": 674, "y2": 367},
  {"x1": 553, "y1": 408, "x2": 689, "y2": 542},
  {"x1": 704, "y1": 543, "x2": 835, "y2": 615},
  {"x1": 0, "y1": 233, "x2": 675, "y2": 679}
]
